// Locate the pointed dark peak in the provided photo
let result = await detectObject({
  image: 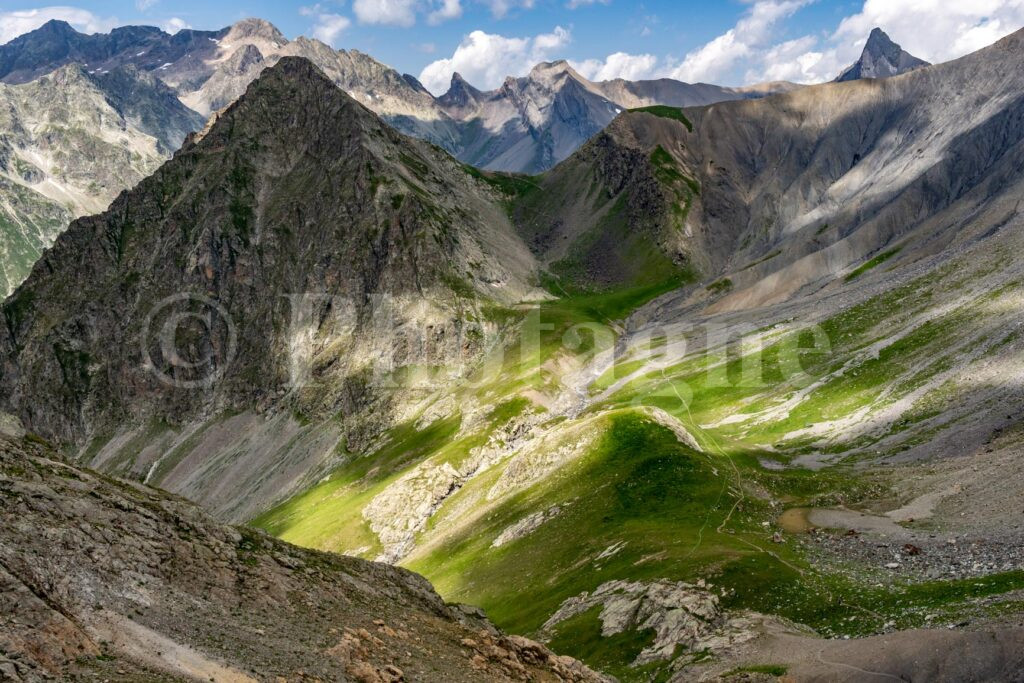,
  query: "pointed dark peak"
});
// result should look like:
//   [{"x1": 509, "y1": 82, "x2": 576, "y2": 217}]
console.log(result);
[
  {"x1": 257, "y1": 54, "x2": 333, "y2": 85},
  {"x1": 836, "y1": 27, "x2": 929, "y2": 82},
  {"x1": 866, "y1": 27, "x2": 890, "y2": 46},
  {"x1": 32, "y1": 19, "x2": 78, "y2": 38},
  {"x1": 439, "y1": 71, "x2": 483, "y2": 106},
  {"x1": 231, "y1": 55, "x2": 339, "y2": 106}
]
